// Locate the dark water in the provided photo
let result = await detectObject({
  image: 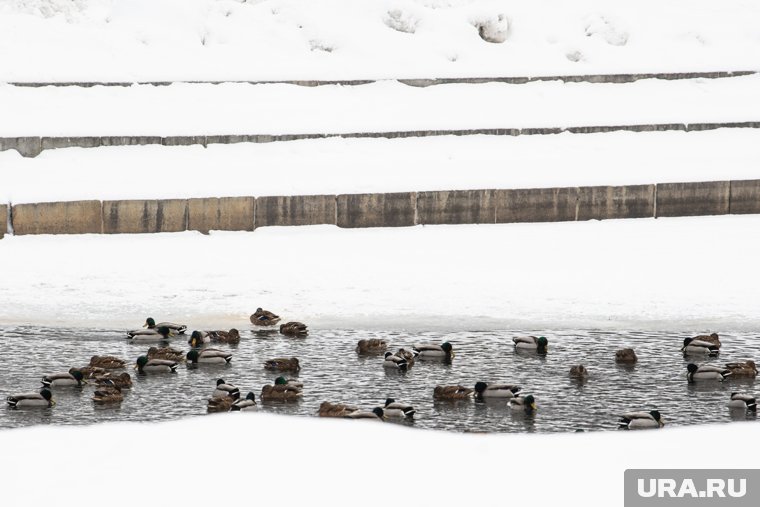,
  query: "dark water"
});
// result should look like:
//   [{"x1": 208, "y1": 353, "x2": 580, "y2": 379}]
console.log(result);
[{"x1": 0, "y1": 326, "x2": 757, "y2": 432}]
